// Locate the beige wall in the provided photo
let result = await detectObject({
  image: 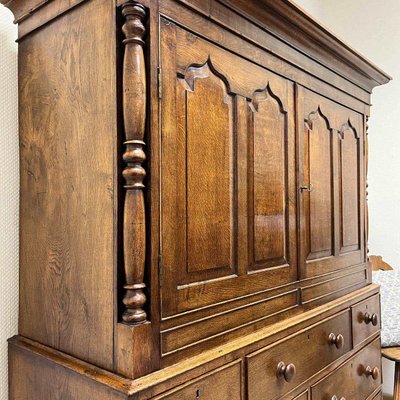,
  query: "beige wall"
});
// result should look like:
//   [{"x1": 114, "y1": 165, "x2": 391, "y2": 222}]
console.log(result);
[
  {"x1": 295, "y1": 1, "x2": 398, "y2": 396},
  {"x1": 0, "y1": 7, "x2": 19, "y2": 400}
]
